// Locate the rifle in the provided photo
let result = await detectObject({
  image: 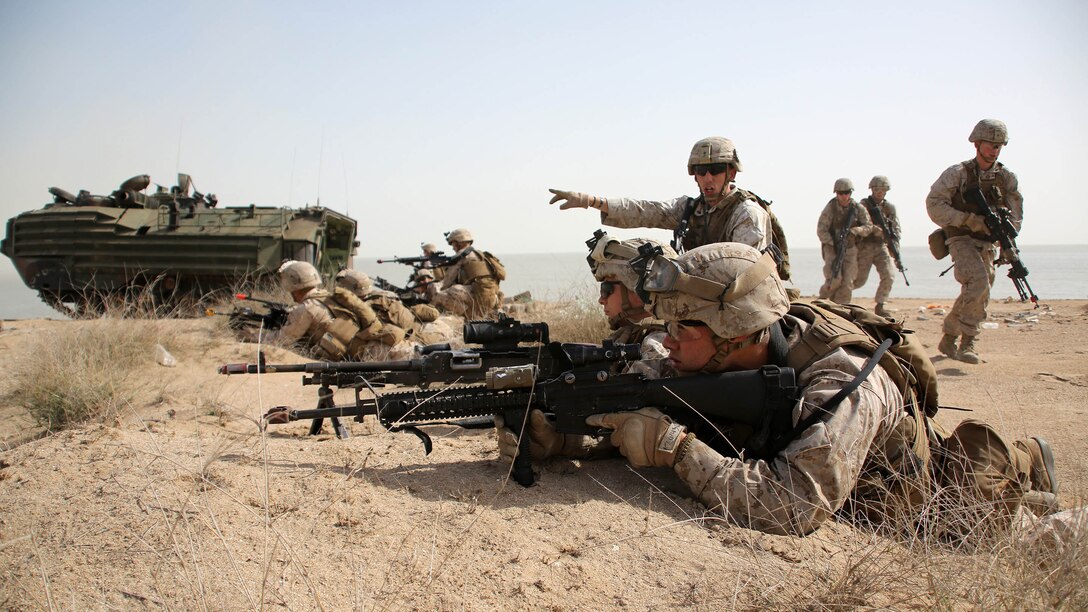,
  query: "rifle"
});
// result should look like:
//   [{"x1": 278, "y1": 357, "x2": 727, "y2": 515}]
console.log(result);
[
  {"x1": 219, "y1": 314, "x2": 640, "y2": 437},
  {"x1": 374, "y1": 276, "x2": 432, "y2": 307},
  {"x1": 207, "y1": 293, "x2": 290, "y2": 331},
  {"x1": 962, "y1": 186, "x2": 1038, "y2": 307},
  {"x1": 260, "y1": 360, "x2": 799, "y2": 487},
  {"x1": 865, "y1": 201, "x2": 910, "y2": 286},
  {"x1": 830, "y1": 204, "x2": 856, "y2": 280},
  {"x1": 376, "y1": 252, "x2": 454, "y2": 268}
]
